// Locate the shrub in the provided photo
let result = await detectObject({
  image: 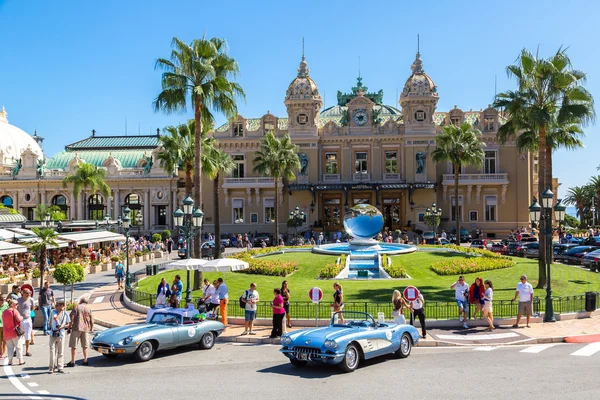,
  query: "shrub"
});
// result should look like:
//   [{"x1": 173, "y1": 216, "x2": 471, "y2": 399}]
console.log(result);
[
  {"x1": 229, "y1": 247, "x2": 299, "y2": 276},
  {"x1": 135, "y1": 251, "x2": 143, "y2": 257},
  {"x1": 53, "y1": 263, "x2": 85, "y2": 303},
  {"x1": 318, "y1": 254, "x2": 346, "y2": 278},
  {"x1": 421, "y1": 244, "x2": 502, "y2": 258},
  {"x1": 161, "y1": 230, "x2": 172, "y2": 240},
  {"x1": 91, "y1": 260, "x2": 101, "y2": 266},
  {"x1": 32, "y1": 268, "x2": 41, "y2": 278},
  {"x1": 151, "y1": 233, "x2": 162, "y2": 243},
  {"x1": 430, "y1": 256, "x2": 515, "y2": 276},
  {"x1": 111, "y1": 256, "x2": 120, "y2": 262},
  {"x1": 381, "y1": 255, "x2": 408, "y2": 278}
]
